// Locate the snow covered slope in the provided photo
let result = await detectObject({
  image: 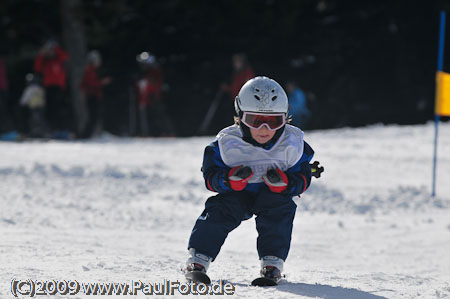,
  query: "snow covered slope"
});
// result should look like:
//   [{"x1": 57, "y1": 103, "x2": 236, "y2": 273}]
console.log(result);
[{"x1": 1, "y1": 122, "x2": 449, "y2": 298}]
